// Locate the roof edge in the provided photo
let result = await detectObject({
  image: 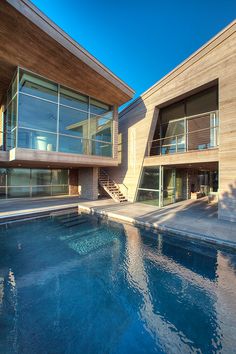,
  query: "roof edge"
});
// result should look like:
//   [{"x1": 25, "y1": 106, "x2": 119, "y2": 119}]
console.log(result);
[
  {"x1": 6, "y1": 0, "x2": 135, "y2": 98},
  {"x1": 120, "y1": 19, "x2": 236, "y2": 118}
]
